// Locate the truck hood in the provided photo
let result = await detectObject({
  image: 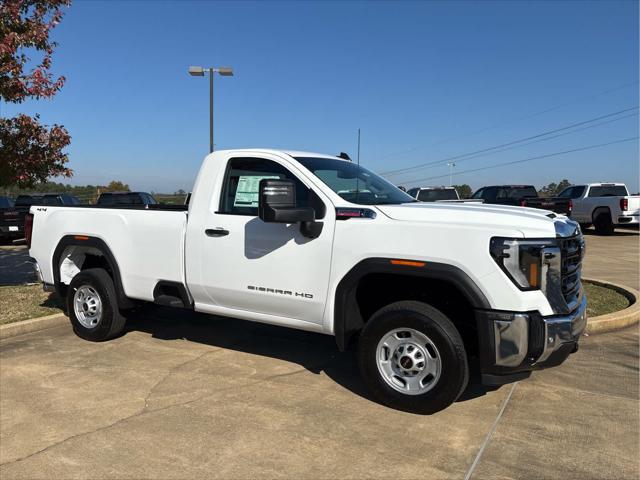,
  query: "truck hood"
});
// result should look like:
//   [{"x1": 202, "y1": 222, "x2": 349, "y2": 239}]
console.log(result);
[{"x1": 375, "y1": 202, "x2": 575, "y2": 238}]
